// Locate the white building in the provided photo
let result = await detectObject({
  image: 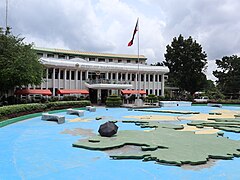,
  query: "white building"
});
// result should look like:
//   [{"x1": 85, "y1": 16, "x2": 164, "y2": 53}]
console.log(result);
[{"x1": 21, "y1": 47, "x2": 169, "y2": 103}]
